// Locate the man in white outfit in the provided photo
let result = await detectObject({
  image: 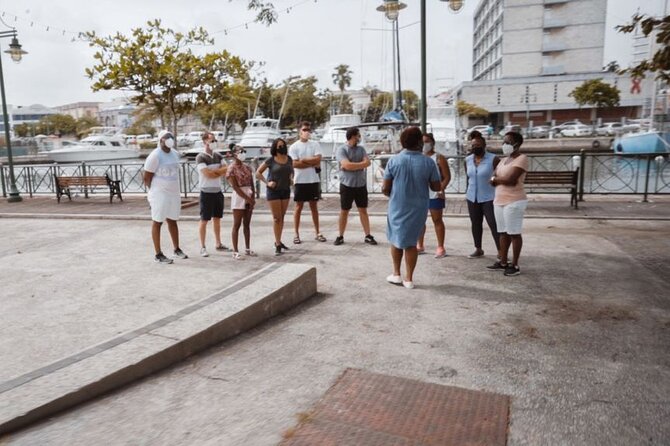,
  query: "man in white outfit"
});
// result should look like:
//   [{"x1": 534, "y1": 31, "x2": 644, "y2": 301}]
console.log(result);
[{"x1": 143, "y1": 130, "x2": 188, "y2": 263}]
